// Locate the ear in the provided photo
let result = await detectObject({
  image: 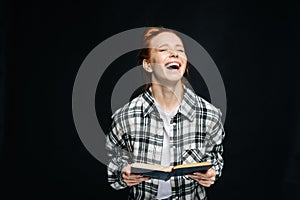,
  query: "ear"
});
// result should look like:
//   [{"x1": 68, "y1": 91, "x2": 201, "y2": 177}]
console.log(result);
[{"x1": 142, "y1": 59, "x2": 153, "y2": 72}]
